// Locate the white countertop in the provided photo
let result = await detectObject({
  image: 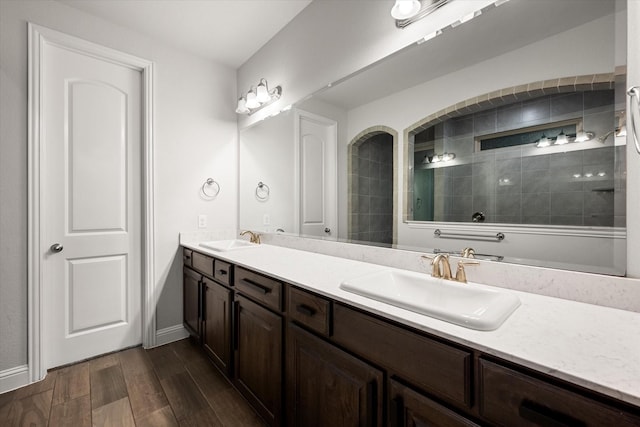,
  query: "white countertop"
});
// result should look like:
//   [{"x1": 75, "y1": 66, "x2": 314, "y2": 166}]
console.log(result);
[{"x1": 182, "y1": 241, "x2": 640, "y2": 407}]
